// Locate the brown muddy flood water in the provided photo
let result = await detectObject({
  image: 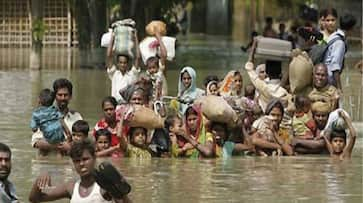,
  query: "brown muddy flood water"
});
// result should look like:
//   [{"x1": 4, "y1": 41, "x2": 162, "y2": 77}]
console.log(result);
[{"x1": 0, "y1": 37, "x2": 362, "y2": 202}]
